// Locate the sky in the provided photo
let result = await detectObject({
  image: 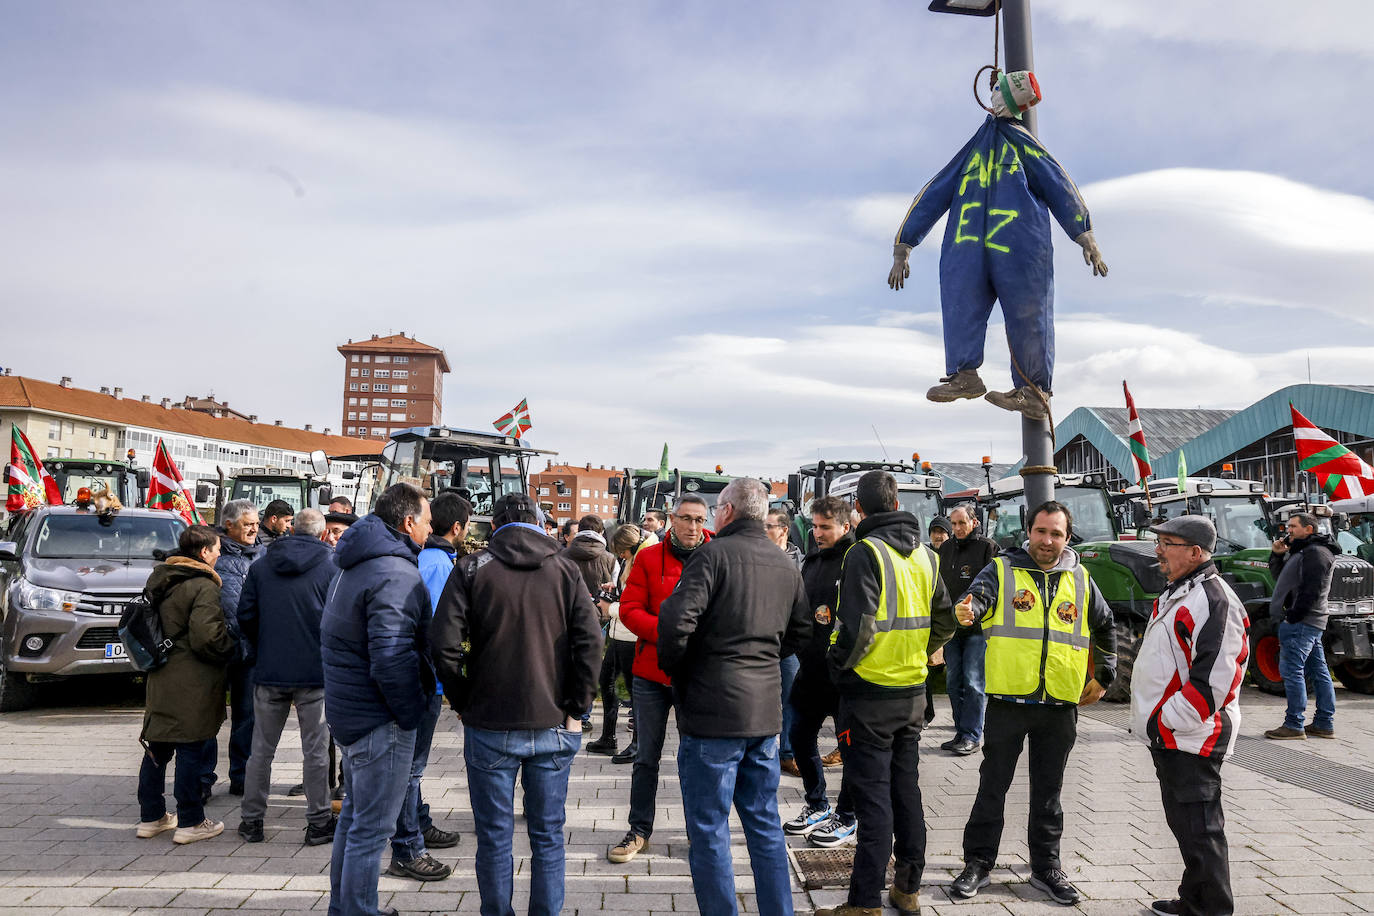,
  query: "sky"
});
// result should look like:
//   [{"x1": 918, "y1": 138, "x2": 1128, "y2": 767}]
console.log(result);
[{"x1": 1, "y1": 1, "x2": 1370, "y2": 477}]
